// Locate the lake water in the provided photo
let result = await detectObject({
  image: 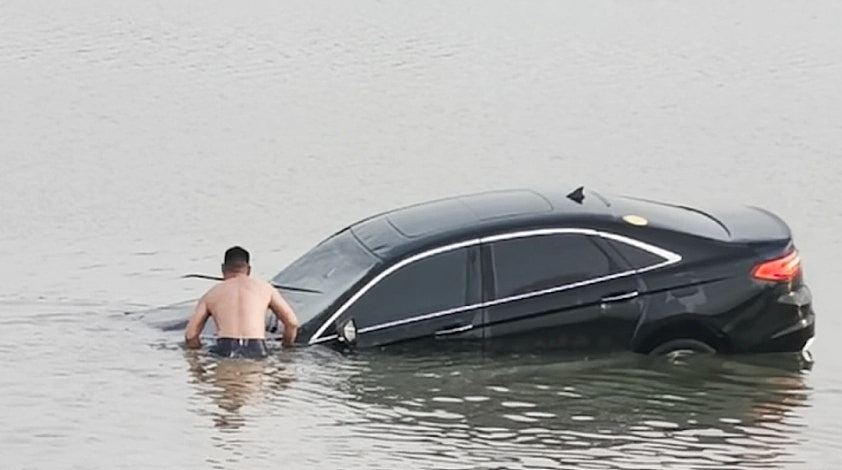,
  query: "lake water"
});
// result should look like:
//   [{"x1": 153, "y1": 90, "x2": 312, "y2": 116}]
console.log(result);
[{"x1": 1, "y1": 1, "x2": 841, "y2": 468}]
